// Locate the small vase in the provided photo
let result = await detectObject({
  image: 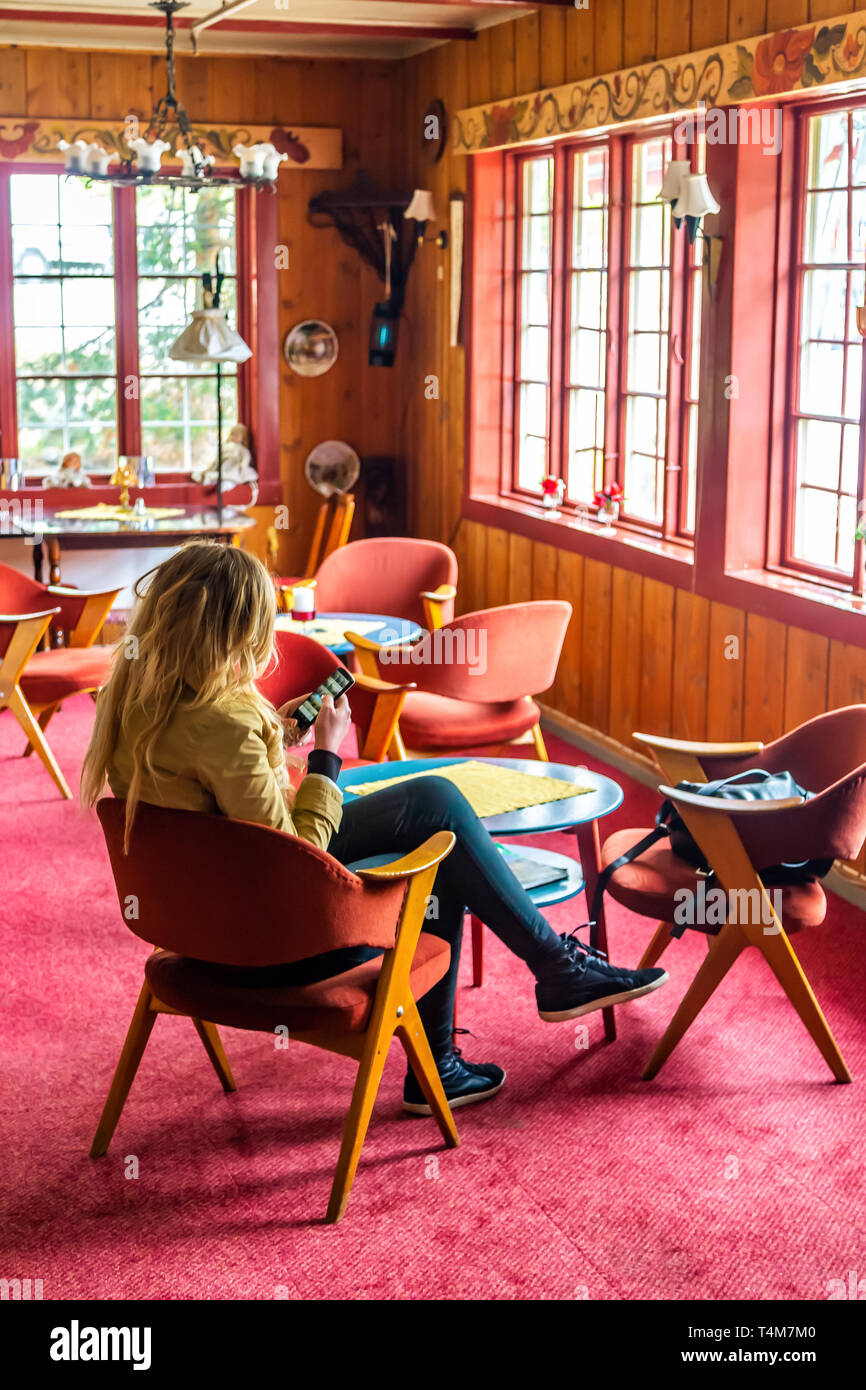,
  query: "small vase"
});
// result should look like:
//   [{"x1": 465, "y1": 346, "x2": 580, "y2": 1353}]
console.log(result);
[{"x1": 597, "y1": 501, "x2": 619, "y2": 527}]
